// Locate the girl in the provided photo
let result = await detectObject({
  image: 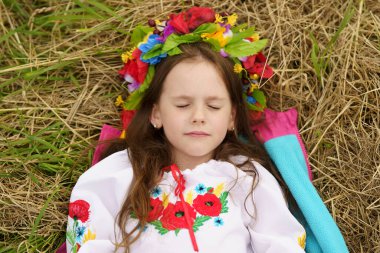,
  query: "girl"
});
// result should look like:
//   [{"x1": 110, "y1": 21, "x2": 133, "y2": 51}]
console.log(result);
[{"x1": 66, "y1": 7, "x2": 306, "y2": 253}]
